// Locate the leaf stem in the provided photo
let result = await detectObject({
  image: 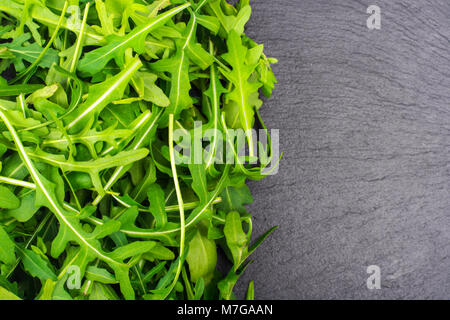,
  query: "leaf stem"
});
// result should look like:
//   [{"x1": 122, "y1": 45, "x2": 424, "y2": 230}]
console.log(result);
[
  {"x1": 164, "y1": 113, "x2": 186, "y2": 298},
  {"x1": 92, "y1": 109, "x2": 162, "y2": 206},
  {"x1": 100, "y1": 110, "x2": 152, "y2": 157},
  {"x1": 69, "y1": 2, "x2": 90, "y2": 74},
  {"x1": 0, "y1": 176, "x2": 36, "y2": 189},
  {"x1": 194, "y1": 0, "x2": 210, "y2": 13},
  {"x1": 18, "y1": 94, "x2": 26, "y2": 118},
  {"x1": 6, "y1": 213, "x2": 52, "y2": 279},
  {"x1": 66, "y1": 57, "x2": 143, "y2": 131},
  {"x1": 0, "y1": 109, "x2": 121, "y2": 267},
  {"x1": 66, "y1": 1, "x2": 90, "y2": 89},
  {"x1": 205, "y1": 41, "x2": 221, "y2": 170},
  {"x1": 111, "y1": 193, "x2": 222, "y2": 213},
  {"x1": 182, "y1": 266, "x2": 194, "y2": 300}
]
